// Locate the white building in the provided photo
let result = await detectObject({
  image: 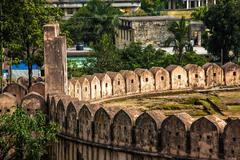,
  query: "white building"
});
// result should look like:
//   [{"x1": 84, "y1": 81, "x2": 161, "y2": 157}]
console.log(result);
[{"x1": 47, "y1": 0, "x2": 141, "y2": 20}]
